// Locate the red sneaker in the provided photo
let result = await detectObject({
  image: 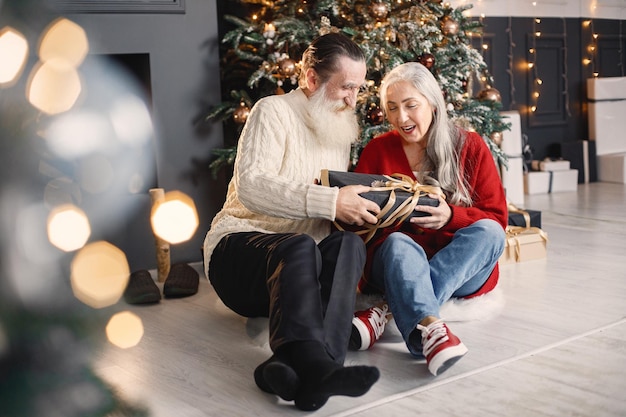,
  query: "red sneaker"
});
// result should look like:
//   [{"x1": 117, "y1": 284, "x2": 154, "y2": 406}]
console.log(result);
[
  {"x1": 349, "y1": 304, "x2": 389, "y2": 351},
  {"x1": 417, "y1": 320, "x2": 467, "y2": 376}
]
